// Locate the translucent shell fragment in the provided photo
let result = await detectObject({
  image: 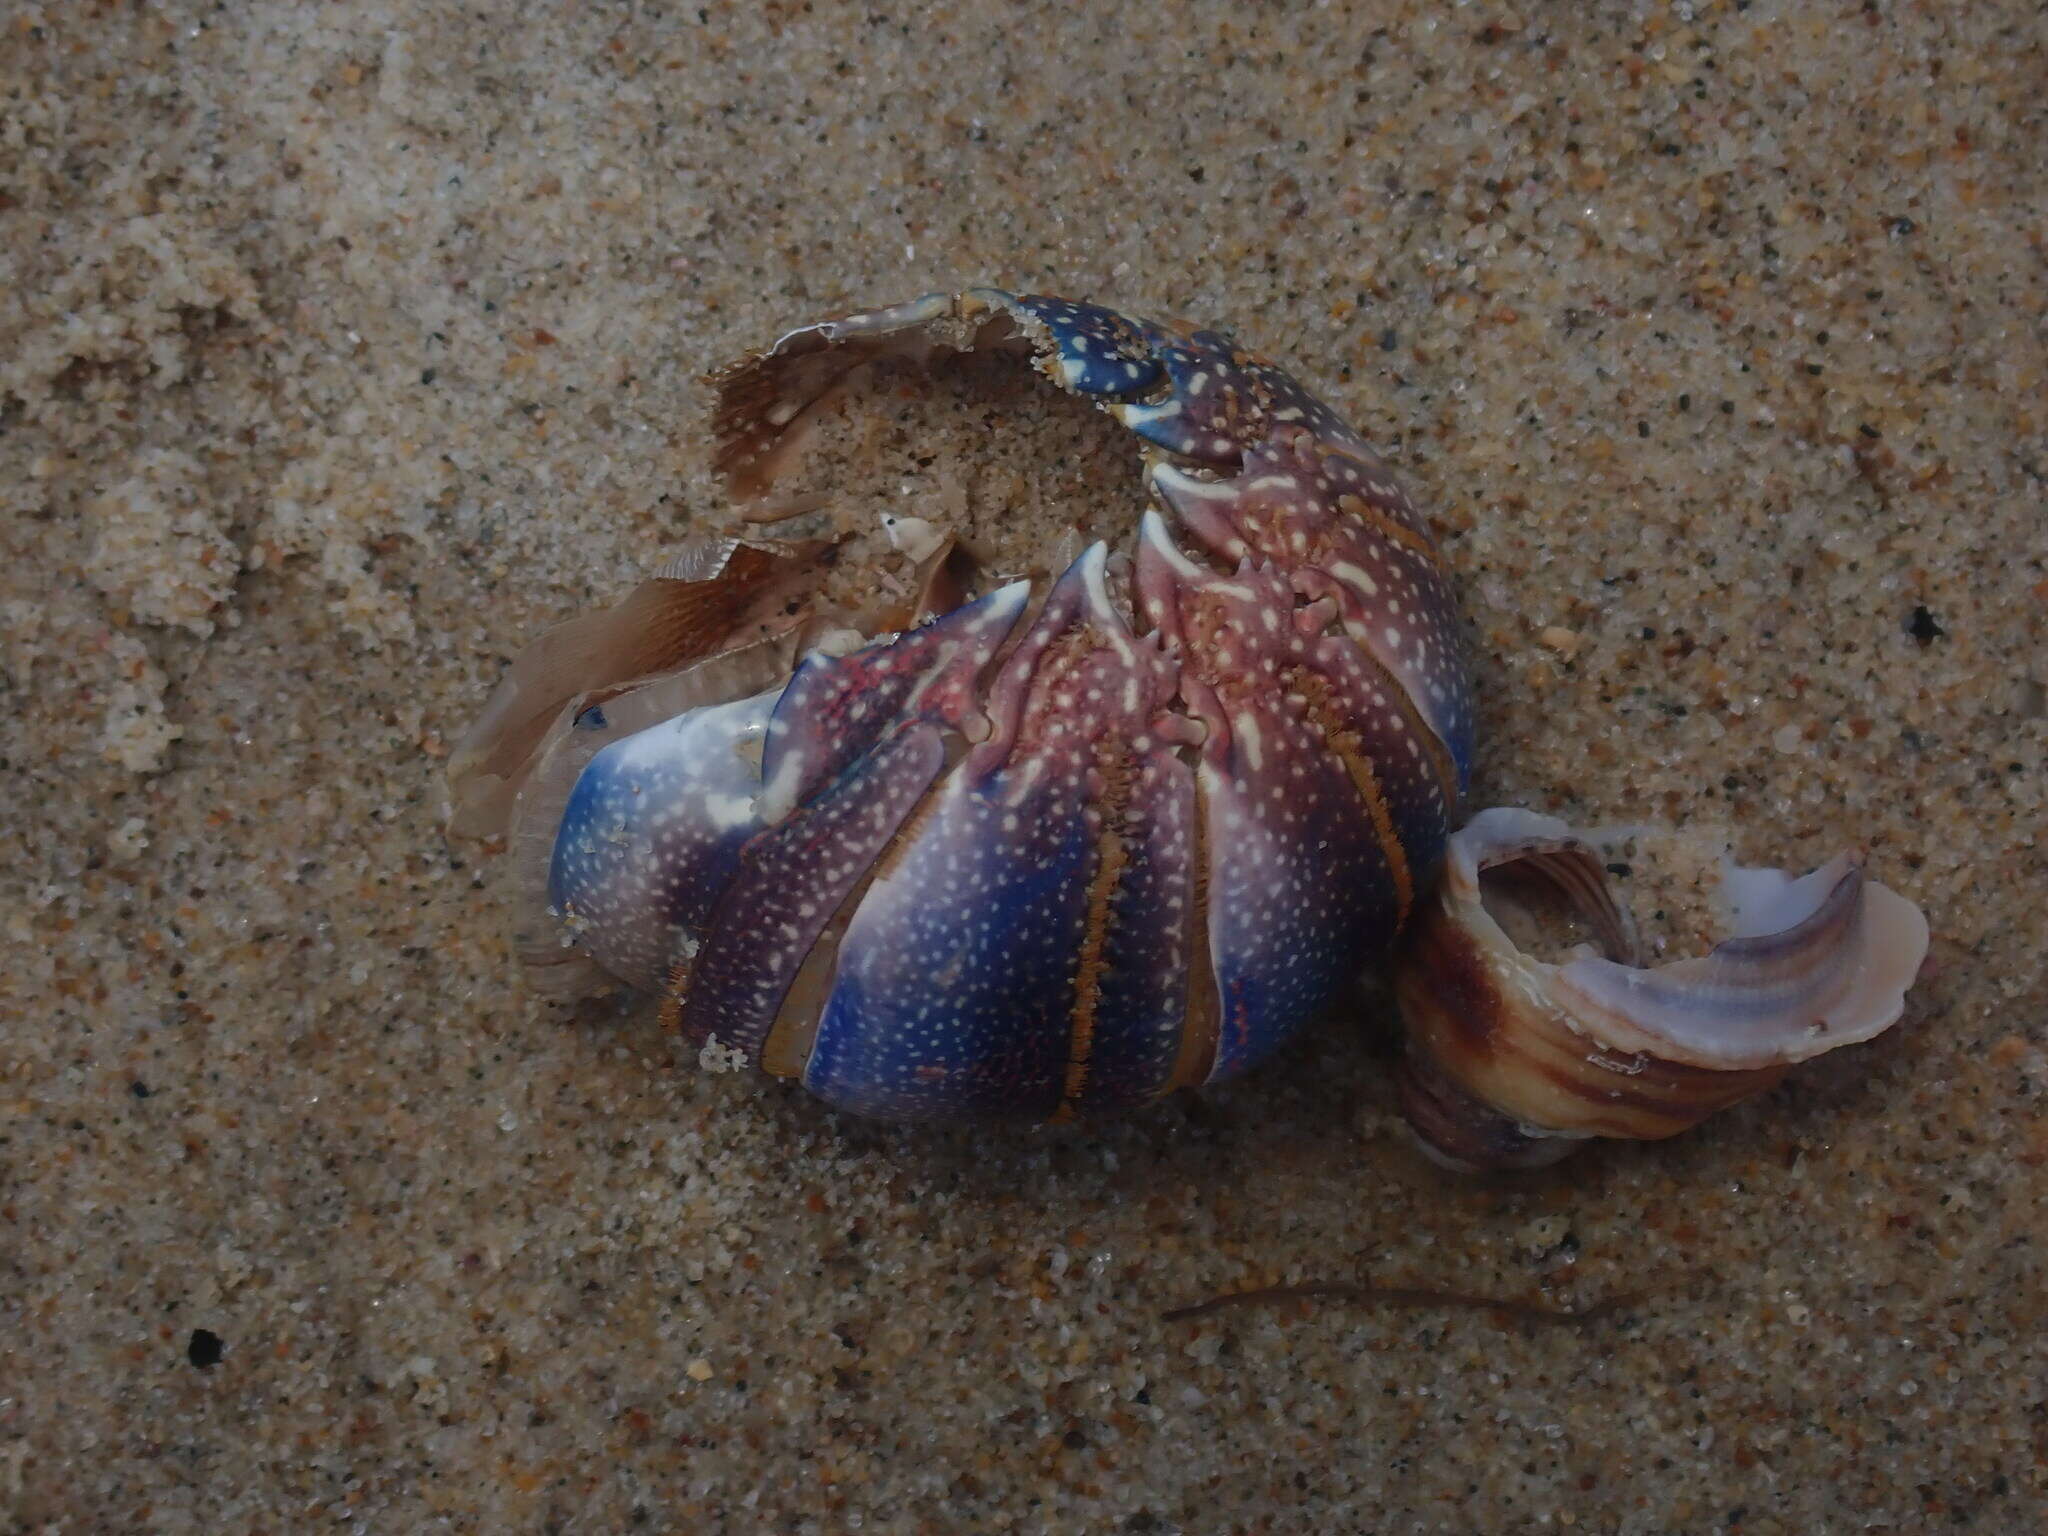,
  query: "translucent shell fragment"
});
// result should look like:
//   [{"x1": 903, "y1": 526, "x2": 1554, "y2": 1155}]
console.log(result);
[
  {"x1": 451, "y1": 287, "x2": 1468, "y2": 1122},
  {"x1": 1392, "y1": 809, "x2": 1930, "y2": 1170}
]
